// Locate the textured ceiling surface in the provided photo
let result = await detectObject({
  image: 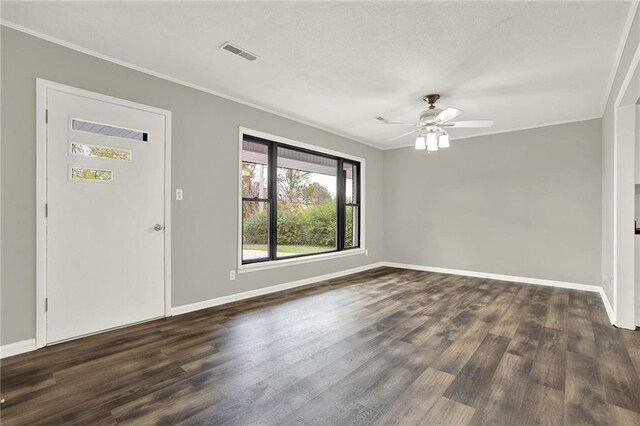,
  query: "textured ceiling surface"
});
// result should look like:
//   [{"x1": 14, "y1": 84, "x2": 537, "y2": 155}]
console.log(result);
[{"x1": 1, "y1": 1, "x2": 634, "y2": 148}]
